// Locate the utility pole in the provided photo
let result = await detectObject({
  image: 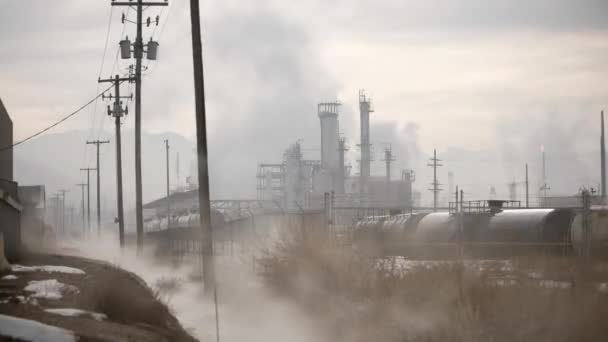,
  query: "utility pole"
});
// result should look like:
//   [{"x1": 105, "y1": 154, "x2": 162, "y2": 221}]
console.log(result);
[
  {"x1": 99, "y1": 75, "x2": 133, "y2": 248},
  {"x1": 165, "y1": 139, "x2": 171, "y2": 229},
  {"x1": 80, "y1": 168, "x2": 96, "y2": 235},
  {"x1": 427, "y1": 149, "x2": 443, "y2": 211},
  {"x1": 601, "y1": 110, "x2": 606, "y2": 200},
  {"x1": 190, "y1": 0, "x2": 216, "y2": 293},
  {"x1": 539, "y1": 145, "x2": 549, "y2": 206},
  {"x1": 508, "y1": 181, "x2": 517, "y2": 201},
  {"x1": 50, "y1": 195, "x2": 60, "y2": 232},
  {"x1": 525, "y1": 163, "x2": 529, "y2": 208},
  {"x1": 86, "y1": 140, "x2": 110, "y2": 236},
  {"x1": 76, "y1": 184, "x2": 87, "y2": 235},
  {"x1": 382, "y1": 146, "x2": 395, "y2": 203},
  {"x1": 112, "y1": 0, "x2": 167, "y2": 255},
  {"x1": 581, "y1": 188, "x2": 592, "y2": 258},
  {"x1": 58, "y1": 189, "x2": 69, "y2": 234},
  {"x1": 337, "y1": 137, "x2": 348, "y2": 195}
]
